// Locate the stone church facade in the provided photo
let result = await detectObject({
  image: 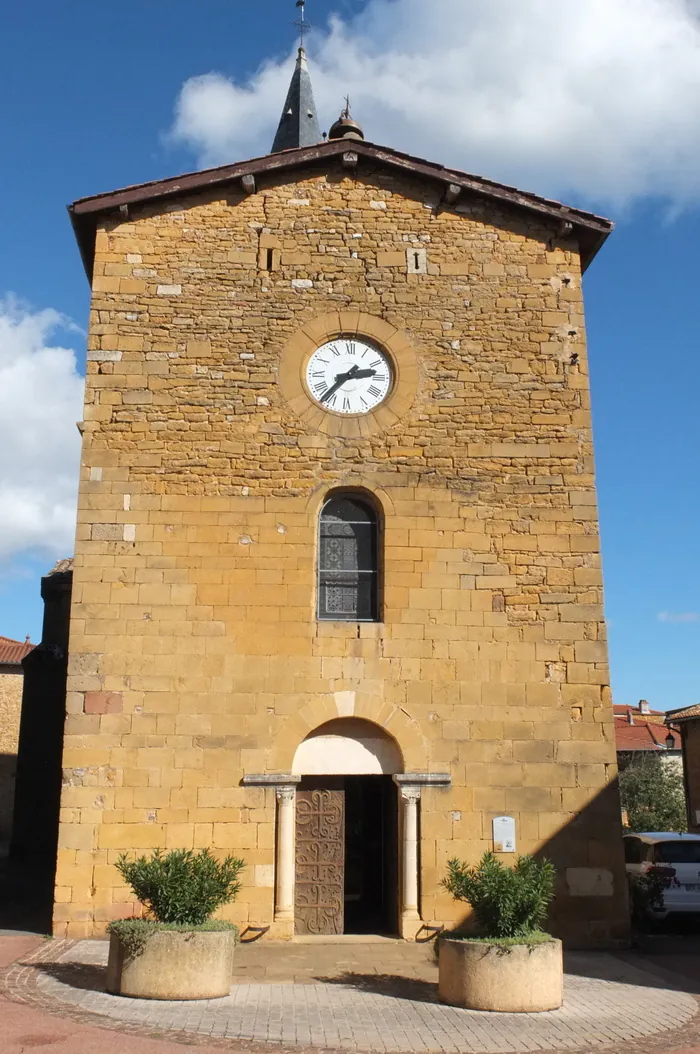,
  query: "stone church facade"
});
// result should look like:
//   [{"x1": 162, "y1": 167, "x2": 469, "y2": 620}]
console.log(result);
[{"x1": 54, "y1": 53, "x2": 628, "y2": 945}]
